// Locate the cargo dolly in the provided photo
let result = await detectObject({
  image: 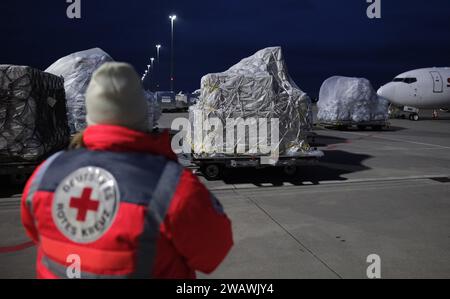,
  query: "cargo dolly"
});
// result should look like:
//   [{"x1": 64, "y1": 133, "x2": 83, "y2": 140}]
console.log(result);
[{"x1": 190, "y1": 150, "x2": 324, "y2": 180}]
